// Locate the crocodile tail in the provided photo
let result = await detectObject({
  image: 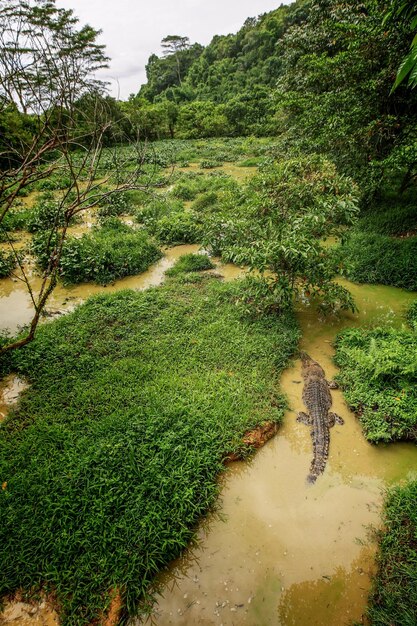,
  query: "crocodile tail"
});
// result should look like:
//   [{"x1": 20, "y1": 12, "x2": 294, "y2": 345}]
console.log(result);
[{"x1": 307, "y1": 427, "x2": 330, "y2": 484}]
